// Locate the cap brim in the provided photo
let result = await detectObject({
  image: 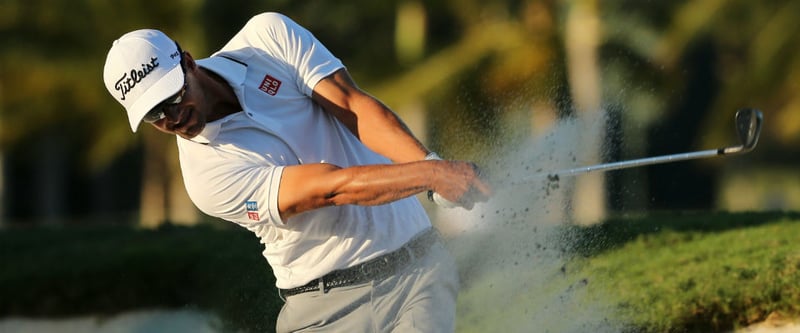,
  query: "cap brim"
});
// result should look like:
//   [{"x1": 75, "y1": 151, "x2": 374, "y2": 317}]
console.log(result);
[{"x1": 126, "y1": 65, "x2": 184, "y2": 132}]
